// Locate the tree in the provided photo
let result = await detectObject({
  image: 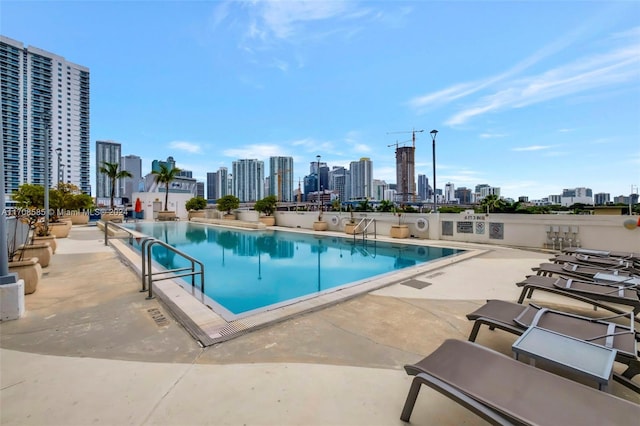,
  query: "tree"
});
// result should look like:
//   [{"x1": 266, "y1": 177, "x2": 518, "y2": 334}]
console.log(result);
[
  {"x1": 12, "y1": 184, "x2": 45, "y2": 209},
  {"x1": 185, "y1": 196, "x2": 207, "y2": 211},
  {"x1": 99, "y1": 162, "x2": 132, "y2": 210},
  {"x1": 377, "y1": 199, "x2": 394, "y2": 212},
  {"x1": 254, "y1": 195, "x2": 277, "y2": 216},
  {"x1": 216, "y1": 195, "x2": 240, "y2": 215},
  {"x1": 479, "y1": 194, "x2": 506, "y2": 213},
  {"x1": 151, "y1": 163, "x2": 181, "y2": 211}
]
